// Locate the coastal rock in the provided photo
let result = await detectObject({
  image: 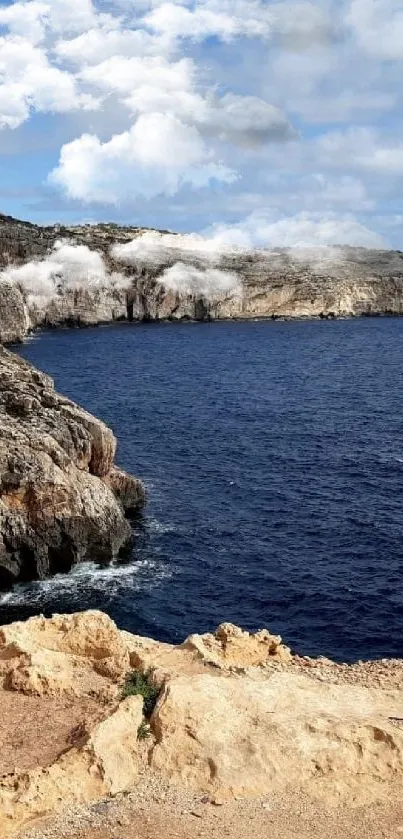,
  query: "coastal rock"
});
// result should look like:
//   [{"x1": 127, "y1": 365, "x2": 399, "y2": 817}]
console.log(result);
[
  {"x1": 0, "y1": 611, "x2": 130, "y2": 696},
  {"x1": 0, "y1": 610, "x2": 402, "y2": 835},
  {"x1": 150, "y1": 670, "x2": 403, "y2": 801},
  {"x1": 0, "y1": 282, "x2": 28, "y2": 344},
  {"x1": 0, "y1": 348, "x2": 145, "y2": 585},
  {"x1": 183, "y1": 623, "x2": 292, "y2": 669},
  {"x1": 0, "y1": 696, "x2": 143, "y2": 838},
  {"x1": 2, "y1": 215, "x2": 403, "y2": 338},
  {"x1": 103, "y1": 468, "x2": 146, "y2": 516}
]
